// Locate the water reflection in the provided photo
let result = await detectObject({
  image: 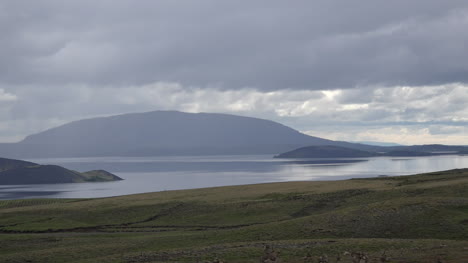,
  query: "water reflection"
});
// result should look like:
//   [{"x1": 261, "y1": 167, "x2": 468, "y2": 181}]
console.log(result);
[{"x1": 0, "y1": 155, "x2": 467, "y2": 199}]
